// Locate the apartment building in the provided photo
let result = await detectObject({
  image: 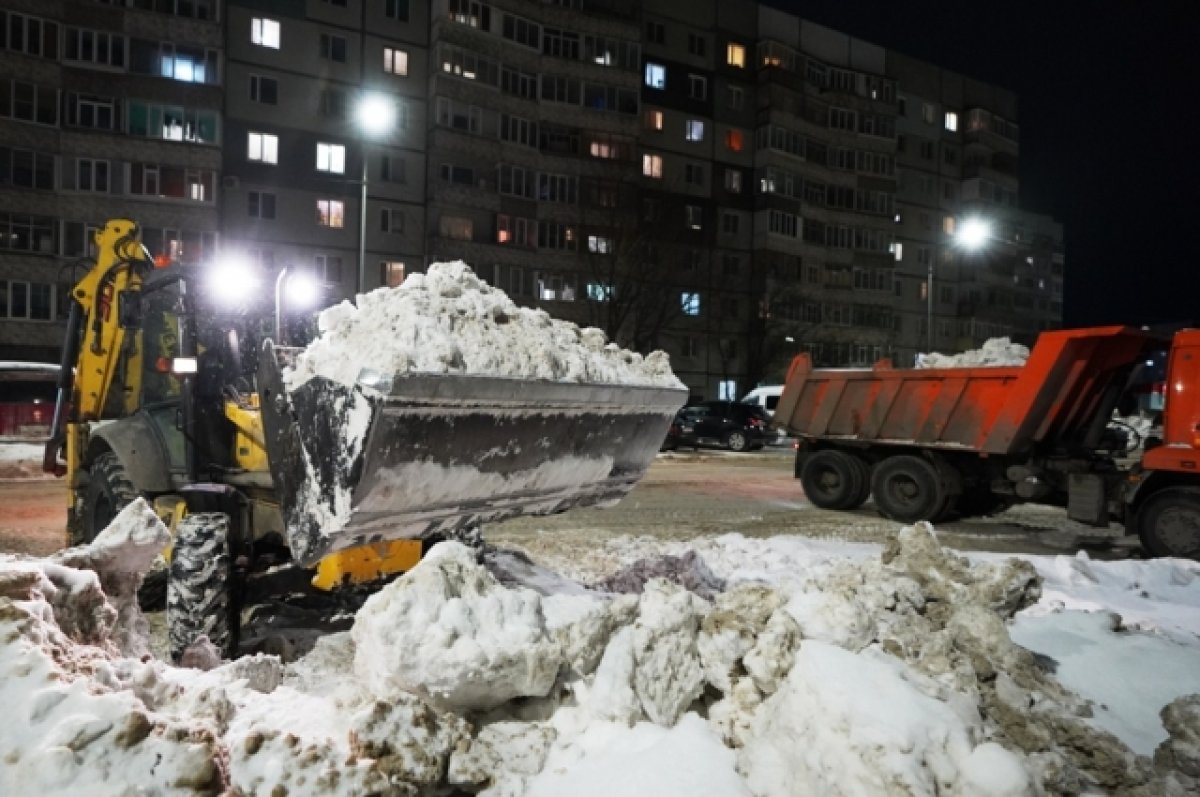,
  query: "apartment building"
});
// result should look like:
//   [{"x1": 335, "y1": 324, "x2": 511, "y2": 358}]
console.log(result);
[
  {"x1": 0, "y1": 0, "x2": 222, "y2": 361},
  {"x1": 0, "y1": 0, "x2": 1063, "y2": 398},
  {"x1": 888, "y1": 52, "x2": 1063, "y2": 366}
]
